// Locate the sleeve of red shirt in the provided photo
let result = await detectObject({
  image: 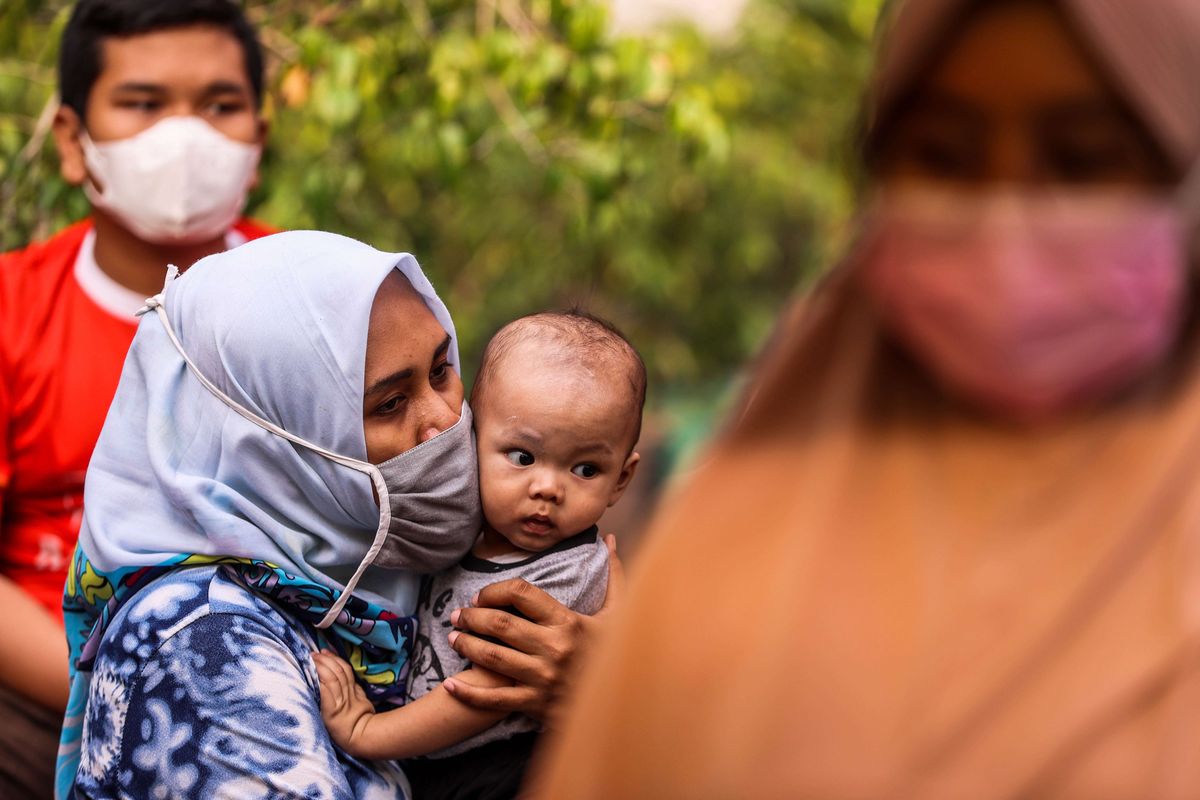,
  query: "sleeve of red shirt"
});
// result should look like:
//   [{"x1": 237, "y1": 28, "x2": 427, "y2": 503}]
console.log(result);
[
  {"x1": 0, "y1": 248, "x2": 14, "y2": 535},
  {"x1": 235, "y1": 218, "x2": 279, "y2": 241},
  {"x1": 0, "y1": 356, "x2": 8, "y2": 532}
]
